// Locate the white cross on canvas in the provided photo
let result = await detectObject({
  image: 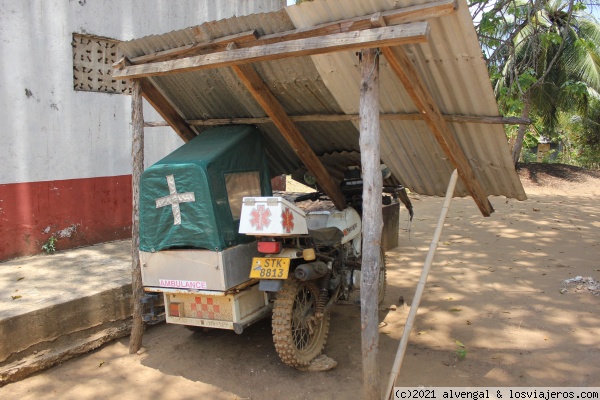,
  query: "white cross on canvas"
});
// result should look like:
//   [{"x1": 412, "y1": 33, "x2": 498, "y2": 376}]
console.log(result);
[{"x1": 155, "y1": 175, "x2": 195, "y2": 225}]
